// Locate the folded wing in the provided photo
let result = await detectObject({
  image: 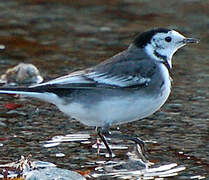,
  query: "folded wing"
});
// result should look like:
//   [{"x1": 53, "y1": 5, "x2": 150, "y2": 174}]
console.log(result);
[{"x1": 32, "y1": 49, "x2": 156, "y2": 89}]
